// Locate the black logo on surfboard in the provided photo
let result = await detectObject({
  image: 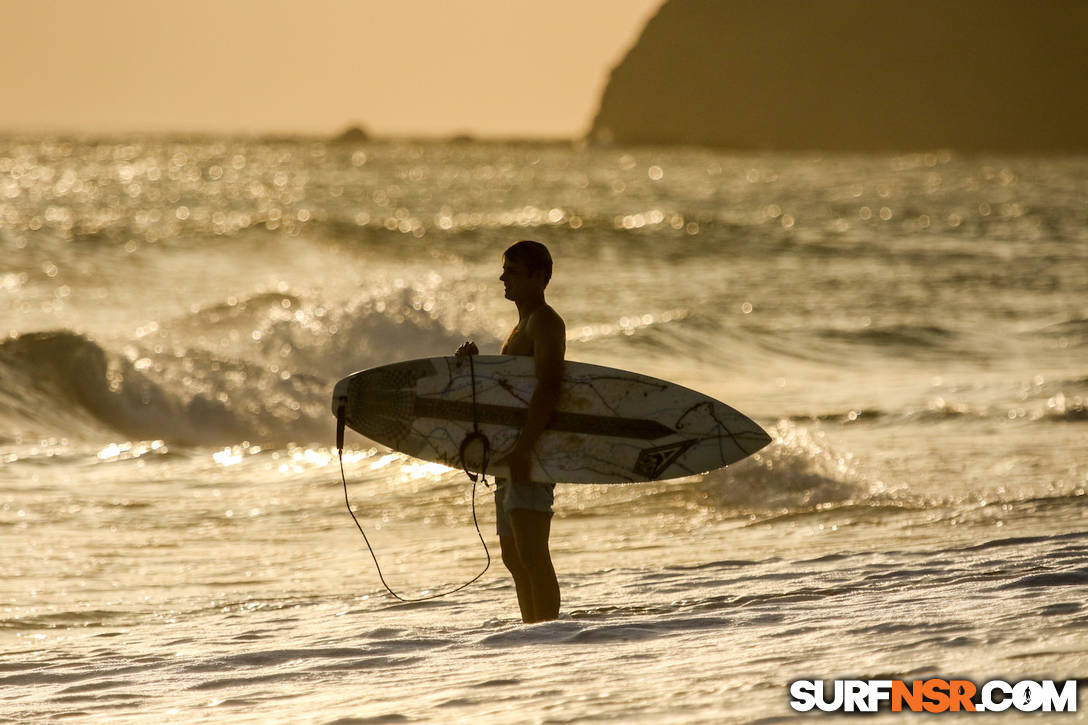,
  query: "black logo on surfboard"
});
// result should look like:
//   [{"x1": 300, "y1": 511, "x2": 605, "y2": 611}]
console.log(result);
[{"x1": 634, "y1": 440, "x2": 696, "y2": 479}]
